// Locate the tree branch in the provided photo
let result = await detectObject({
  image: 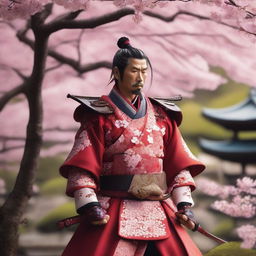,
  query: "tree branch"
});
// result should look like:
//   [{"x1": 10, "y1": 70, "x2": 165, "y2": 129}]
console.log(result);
[
  {"x1": 143, "y1": 10, "x2": 242, "y2": 31},
  {"x1": 17, "y1": 30, "x2": 111, "y2": 73},
  {"x1": 0, "y1": 64, "x2": 28, "y2": 81},
  {"x1": 0, "y1": 83, "x2": 26, "y2": 112},
  {"x1": 50, "y1": 9, "x2": 84, "y2": 24},
  {"x1": 43, "y1": 8, "x2": 135, "y2": 34}
]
